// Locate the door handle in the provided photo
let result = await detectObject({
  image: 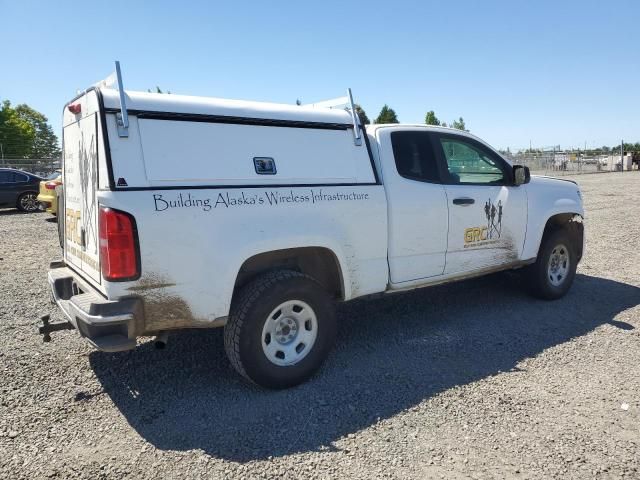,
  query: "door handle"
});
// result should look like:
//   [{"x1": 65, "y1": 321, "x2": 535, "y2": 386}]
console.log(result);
[{"x1": 452, "y1": 197, "x2": 475, "y2": 206}]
